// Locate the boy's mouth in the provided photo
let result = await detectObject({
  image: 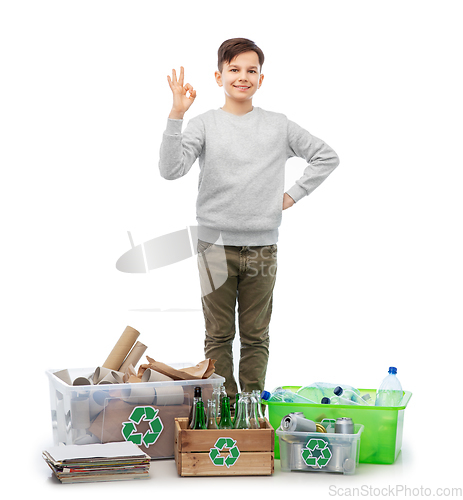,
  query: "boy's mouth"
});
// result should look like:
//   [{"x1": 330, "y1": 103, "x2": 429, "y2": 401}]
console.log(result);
[{"x1": 234, "y1": 85, "x2": 250, "y2": 91}]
